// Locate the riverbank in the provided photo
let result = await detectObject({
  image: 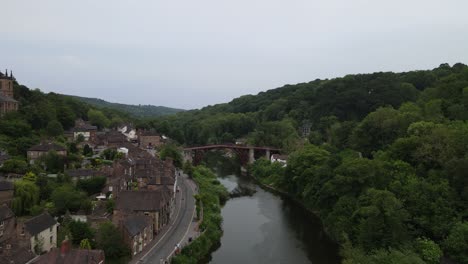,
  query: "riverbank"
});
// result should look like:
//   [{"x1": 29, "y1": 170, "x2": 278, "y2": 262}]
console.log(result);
[
  {"x1": 248, "y1": 168, "x2": 343, "y2": 262},
  {"x1": 172, "y1": 166, "x2": 229, "y2": 264}
]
